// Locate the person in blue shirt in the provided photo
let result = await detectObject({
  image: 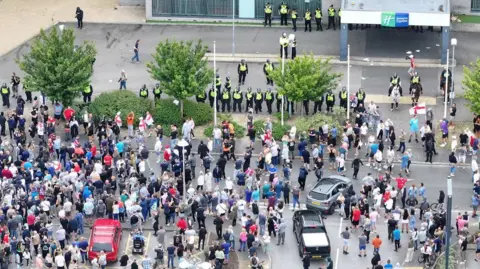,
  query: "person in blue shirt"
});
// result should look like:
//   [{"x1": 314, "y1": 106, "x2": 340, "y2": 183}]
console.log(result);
[
  {"x1": 298, "y1": 139, "x2": 307, "y2": 157},
  {"x1": 222, "y1": 240, "x2": 231, "y2": 263},
  {"x1": 275, "y1": 181, "x2": 283, "y2": 199},
  {"x1": 393, "y1": 226, "x2": 401, "y2": 251},
  {"x1": 384, "y1": 259, "x2": 393, "y2": 269},
  {"x1": 116, "y1": 140, "x2": 125, "y2": 157}
]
